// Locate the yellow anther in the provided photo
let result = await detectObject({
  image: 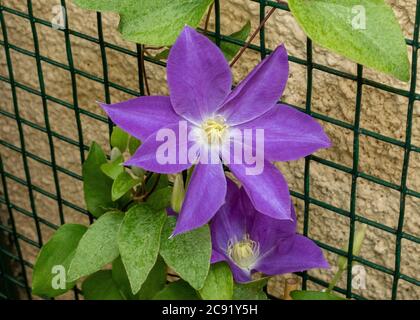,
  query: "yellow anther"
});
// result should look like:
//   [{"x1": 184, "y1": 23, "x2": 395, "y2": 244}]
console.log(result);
[
  {"x1": 201, "y1": 117, "x2": 228, "y2": 144},
  {"x1": 227, "y1": 234, "x2": 259, "y2": 269}
]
